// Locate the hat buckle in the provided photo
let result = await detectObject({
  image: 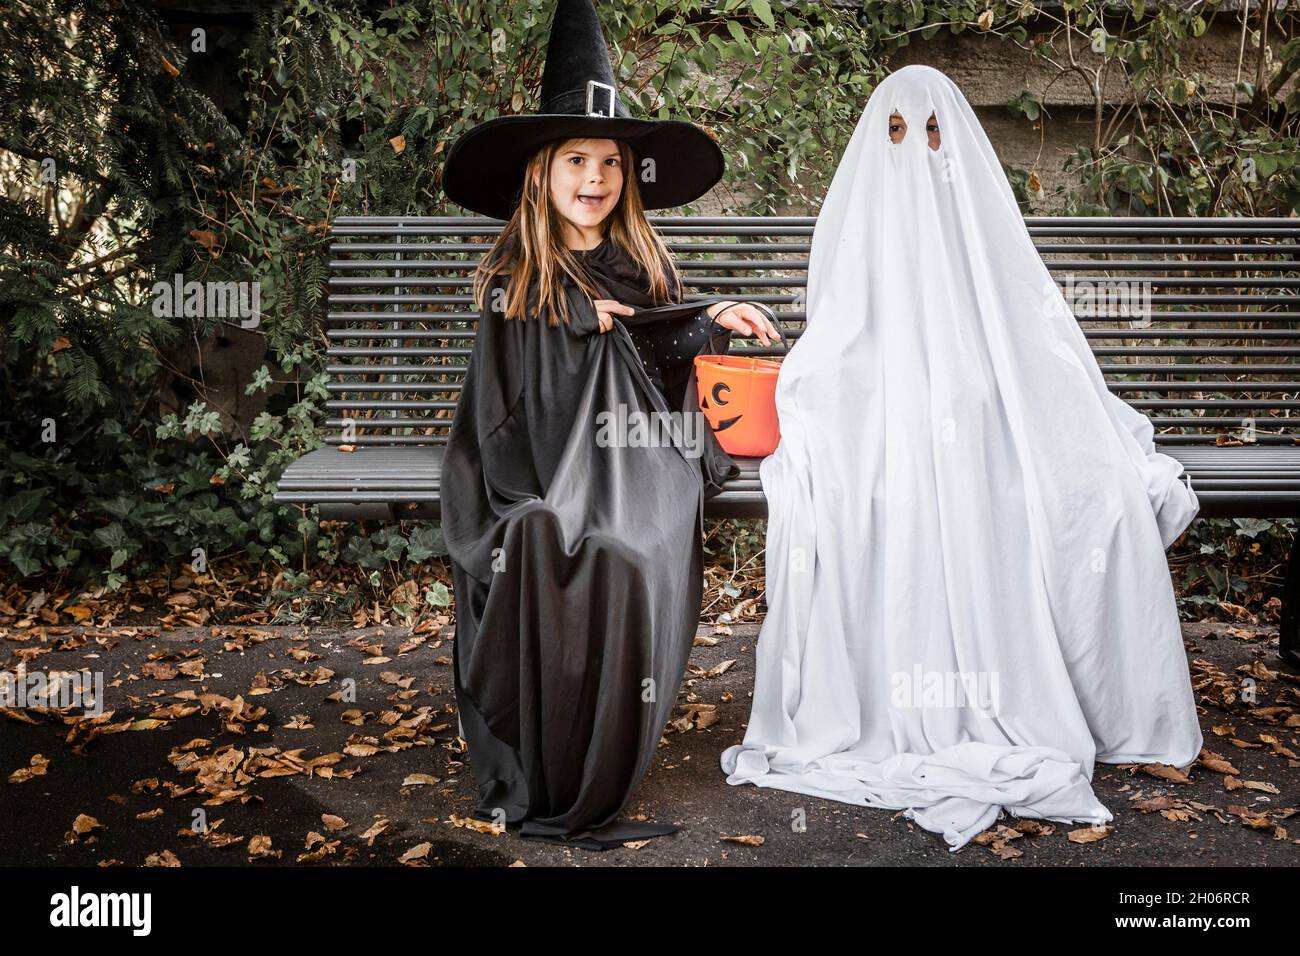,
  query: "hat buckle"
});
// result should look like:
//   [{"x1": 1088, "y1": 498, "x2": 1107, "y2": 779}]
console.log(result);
[{"x1": 585, "y1": 79, "x2": 616, "y2": 118}]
